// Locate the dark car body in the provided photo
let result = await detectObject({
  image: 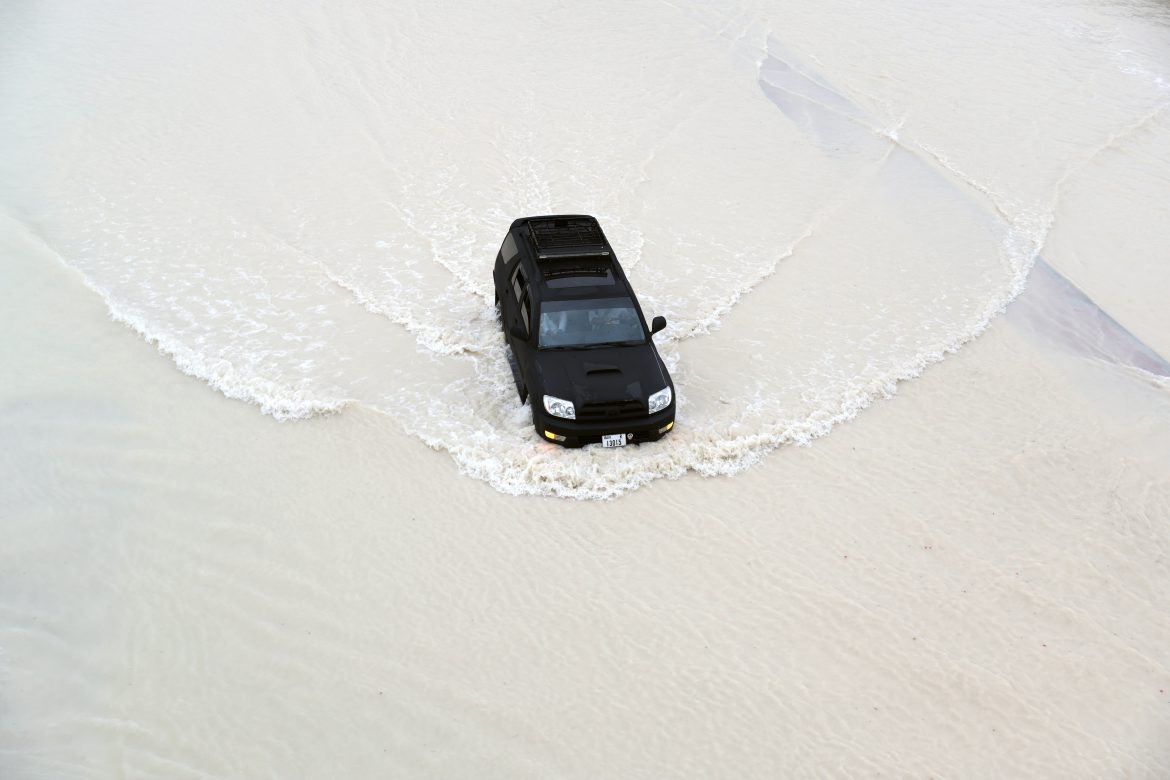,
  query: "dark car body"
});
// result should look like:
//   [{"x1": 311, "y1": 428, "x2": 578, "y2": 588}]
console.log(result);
[{"x1": 493, "y1": 215, "x2": 675, "y2": 448}]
